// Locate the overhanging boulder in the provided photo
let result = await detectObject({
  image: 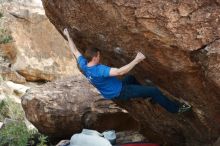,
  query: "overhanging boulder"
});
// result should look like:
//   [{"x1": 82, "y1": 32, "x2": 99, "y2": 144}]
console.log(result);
[{"x1": 38, "y1": 0, "x2": 220, "y2": 145}]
